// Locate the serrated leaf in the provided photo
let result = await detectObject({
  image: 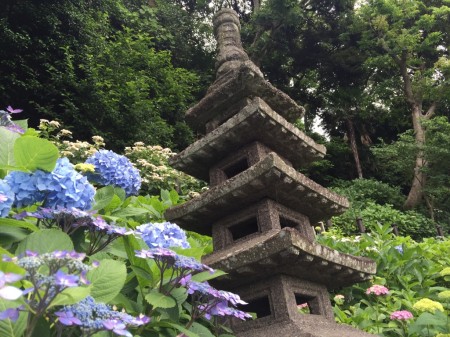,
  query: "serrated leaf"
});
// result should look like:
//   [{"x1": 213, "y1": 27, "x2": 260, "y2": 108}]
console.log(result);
[
  {"x1": 145, "y1": 289, "x2": 176, "y2": 308},
  {"x1": 48, "y1": 286, "x2": 90, "y2": 308},
  {"x1": 0, "y1": 127, "x2": 19, "y2": 169},
  {"x1": 0, "y1": 218, "x2": 39, "y2": 232},
  {"x1": 111, "y1": 207, "x2": 149, "y2": 218},
  {"x1": 14, "y1": 136, "x2": 59, "y2": 172},
  {"x1": 92, "y1": 185, "x2": 115, "y2": 210},
  {"x1": 163, "y1": 322, "x2": 199, "y2": 337},
  {"x1": 88, "y1": 259, "x2": 126, "y2": 303},
  {"x1": 15, "y1": 229, "x2": 73, "y2": 255},
  {"x1": 188, "y1": 322, "x2": 215, "y2": 337}
]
